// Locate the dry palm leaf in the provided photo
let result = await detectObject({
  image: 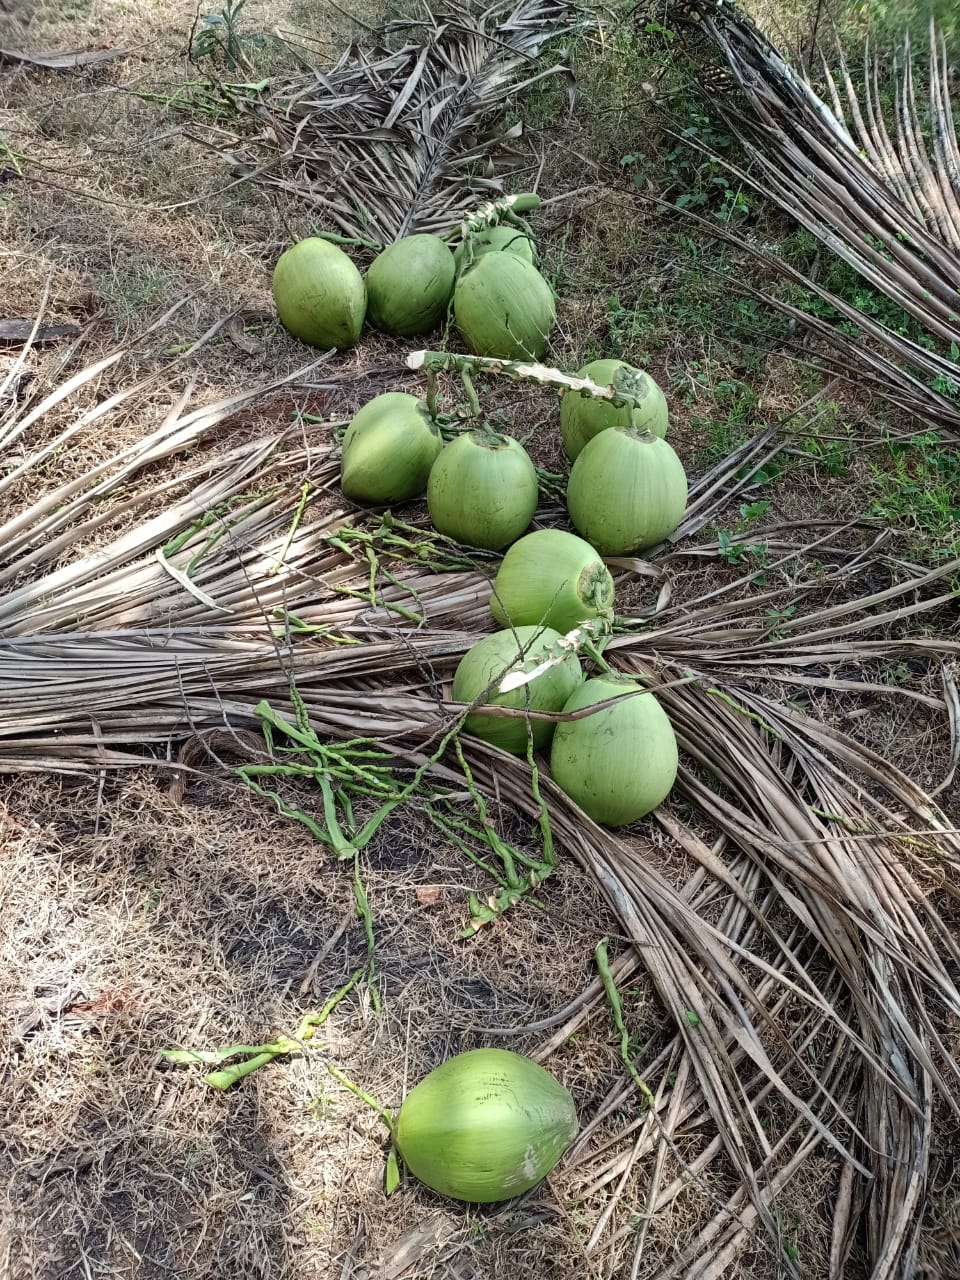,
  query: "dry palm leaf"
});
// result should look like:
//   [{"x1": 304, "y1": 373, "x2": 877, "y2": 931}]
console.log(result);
[
  {"x1": 2, "y1": 338, "x2": 960, "y2": 1277},
  {"x1": 668, "y1": 3, "x2": 960, "y2": 437},
  {"x1": 226, "y1": 0, "x2": 573, "y2": 245}
]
